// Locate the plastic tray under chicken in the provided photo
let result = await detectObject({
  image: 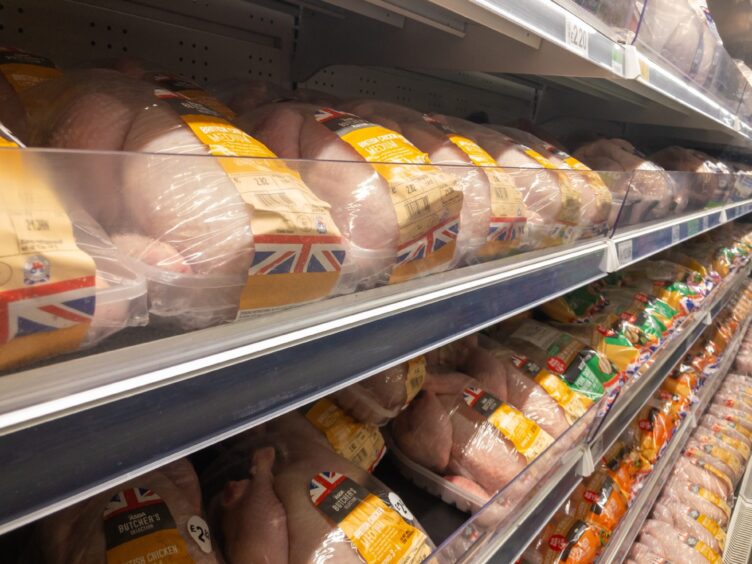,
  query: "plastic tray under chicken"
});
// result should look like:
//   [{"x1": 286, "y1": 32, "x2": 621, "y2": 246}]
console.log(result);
[{"x1": 383, "y1": 396, "x2": 604, "y2": 521}]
